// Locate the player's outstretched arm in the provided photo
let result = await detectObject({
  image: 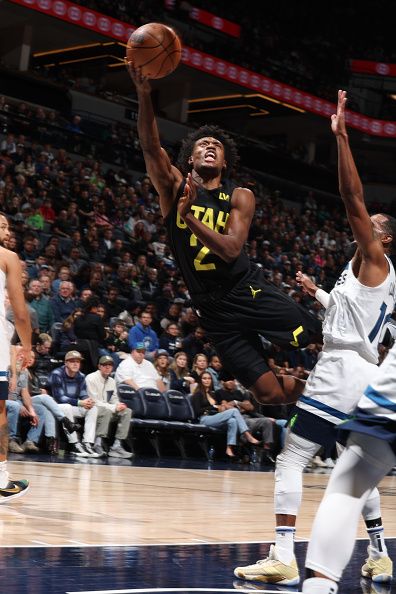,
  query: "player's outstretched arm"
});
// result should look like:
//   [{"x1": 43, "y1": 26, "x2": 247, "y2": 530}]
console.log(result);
[
  {"x1": 331, "y1": 90, "x2": 385, "y2": 269},
  {"x1": 126, "y1": 62, "x2": 183, "y2": 217},
  {"x1": 296, "y1": 271, "x2": 330, "y2": 308}
]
